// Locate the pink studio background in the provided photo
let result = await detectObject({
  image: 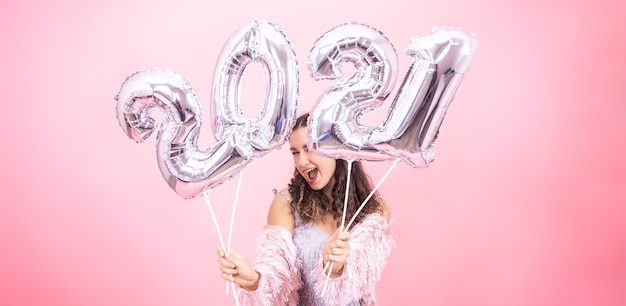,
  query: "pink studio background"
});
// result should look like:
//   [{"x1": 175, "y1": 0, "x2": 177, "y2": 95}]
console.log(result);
[{"x1": 1, "y1": 0, "x2": 624, "y2": 305}]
